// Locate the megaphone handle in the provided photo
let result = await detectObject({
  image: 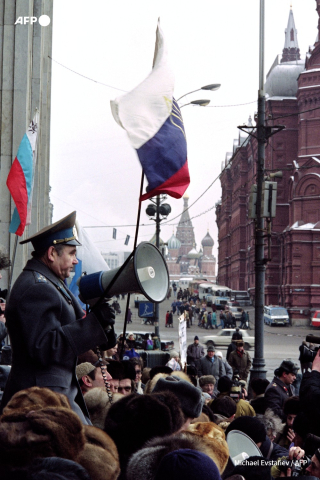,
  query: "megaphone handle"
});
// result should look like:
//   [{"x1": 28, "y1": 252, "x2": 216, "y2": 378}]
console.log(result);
[
  {"x1": 120, "y1": 292, "x2": 132, "y2": 360},
  {"x1": 96, "y1": 345, "x2": 113, "y2": 404}
]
